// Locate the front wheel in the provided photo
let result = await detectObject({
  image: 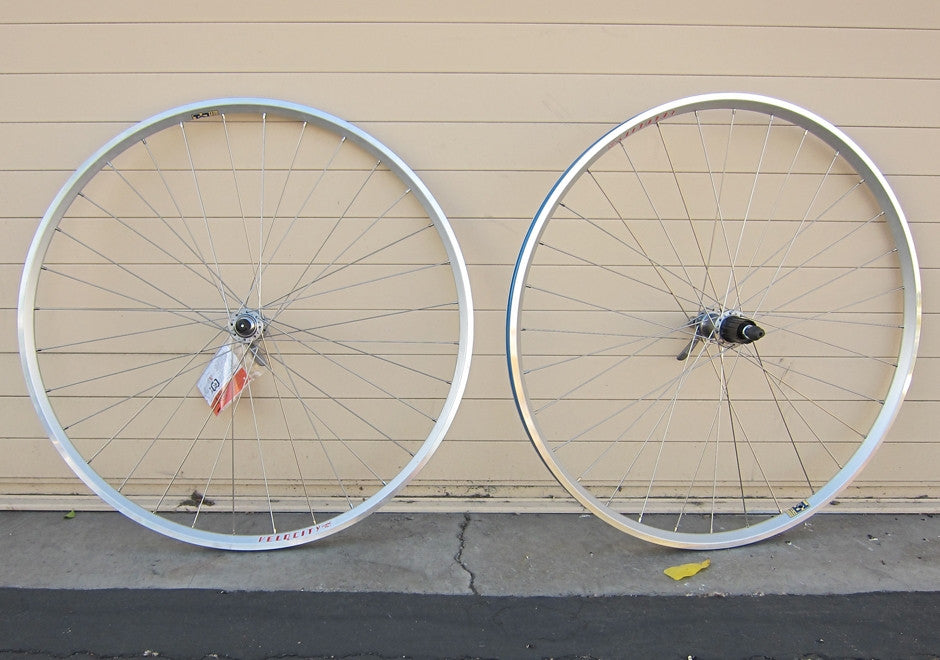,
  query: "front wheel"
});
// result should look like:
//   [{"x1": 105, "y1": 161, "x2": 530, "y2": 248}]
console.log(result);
[{"x1": 19, "y1": 98, "x2": 474, "y2": 550}]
